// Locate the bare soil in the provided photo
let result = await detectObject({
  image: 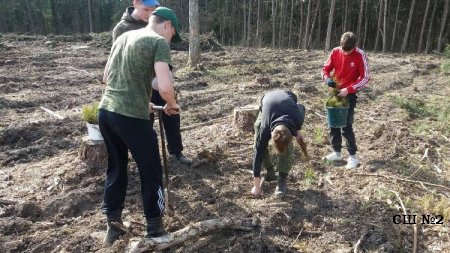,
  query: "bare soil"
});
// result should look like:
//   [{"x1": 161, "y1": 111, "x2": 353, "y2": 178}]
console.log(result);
[{"x1": 0, "y1": 34, "x2": 449, "y2": 253}]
